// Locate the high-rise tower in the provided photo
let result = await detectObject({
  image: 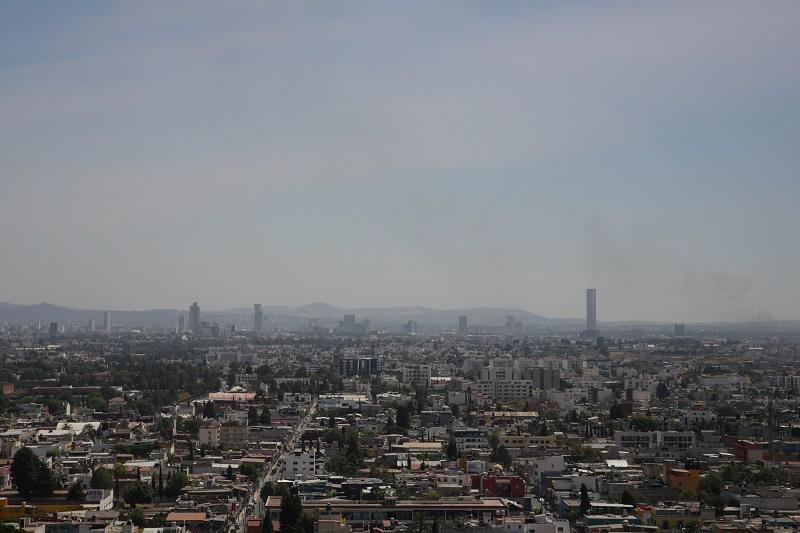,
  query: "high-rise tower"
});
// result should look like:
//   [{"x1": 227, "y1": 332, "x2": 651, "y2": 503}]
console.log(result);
[
  {"x1": 189, "y1": 302, "x2": 201, "y2": 335},
  {"x1": 583, "y1": 288, "x2": 599, "y2": 338},
  {"x1": 254, "y1": 304, "x2": 264, "y2": 331}
]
